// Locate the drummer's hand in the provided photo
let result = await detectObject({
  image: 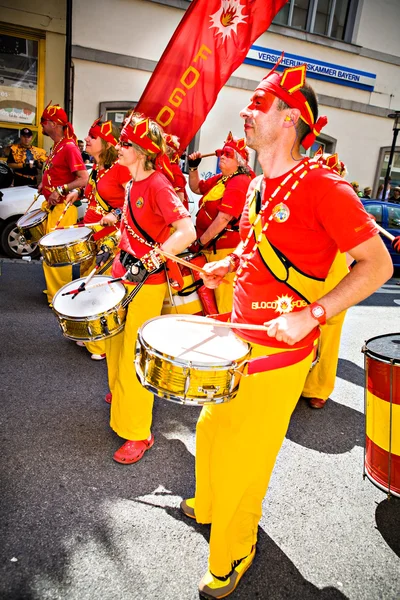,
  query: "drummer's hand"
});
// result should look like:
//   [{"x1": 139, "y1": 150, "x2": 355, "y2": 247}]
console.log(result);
[
  {"x1": 188, "y1": 151, "x2": 202, "y2": 169},
  {"x1": 126, "y1": 259, "x2": 148, "y2": 283},
  {"x1": 201, "y1": 258, "x2": 230, "y2": 289},
  {"x1": 65, "y1": 190, "x2": 79, "y2": 205},
  {"x1": 391, "y1": 236, "x2": 400, "y2": 253},
  {"x1": 263, "y1": 310, "x2": 318, "y2": 346},
  {"x1": 37, "y1": 182, "x2": 43, "y2": 193},
  {"x1": 96, "y1": 245, "x2": 111, "y2": 267},
  {"x1": 47, "y1": 190, "x2": 63, "y2": 206},
  {"x1": 100, "y1": 213, "x2": 118, "y2": 226}
]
